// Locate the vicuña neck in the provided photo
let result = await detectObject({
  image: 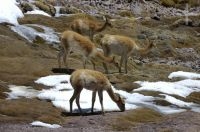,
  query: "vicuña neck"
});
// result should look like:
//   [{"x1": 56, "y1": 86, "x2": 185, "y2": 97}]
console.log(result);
[
  {"x1": 95, "y1": 51, "x2": 113, "y2": 63},
  {"x1": 106, "y1": 88, "x2": 119, "y2": 102}
]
